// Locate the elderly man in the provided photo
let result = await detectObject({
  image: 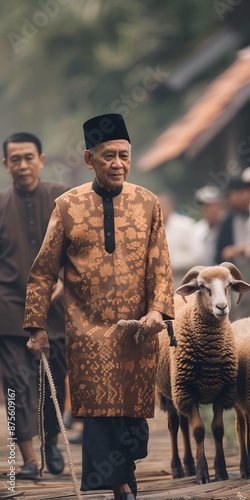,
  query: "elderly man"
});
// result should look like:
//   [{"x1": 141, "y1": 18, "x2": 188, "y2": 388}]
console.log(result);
[{"x1": 24, "y1": 114, "x2": 174, "y2": 500}]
